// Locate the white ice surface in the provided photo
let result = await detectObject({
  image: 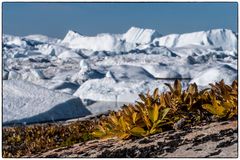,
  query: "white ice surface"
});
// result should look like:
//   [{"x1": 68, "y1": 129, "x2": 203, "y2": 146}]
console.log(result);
[
  {"x1": 73, "y1": 78, "x2": 180, "y2": 103},
  {"x1": 190, "y1": 64, "x2": 237, "y2": 87},
  {"x1": 24, "y1": 34, "x2": 60, "y2": 44},
  {"x1": 153, "y1": 29, "x2": 237, "y2": 51},
  {"x1": 3, "y1": 80, "x2": 91, "y2": 125},
  {"x1": 58, "y1": 50, "x2": 83, "y2": 59},
  {"x1": 3, "y1": 27, "x2": 238, "y2": 124},
  {"x1": 123, "y1": 26, "x2": 161, "y2": 44}
]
